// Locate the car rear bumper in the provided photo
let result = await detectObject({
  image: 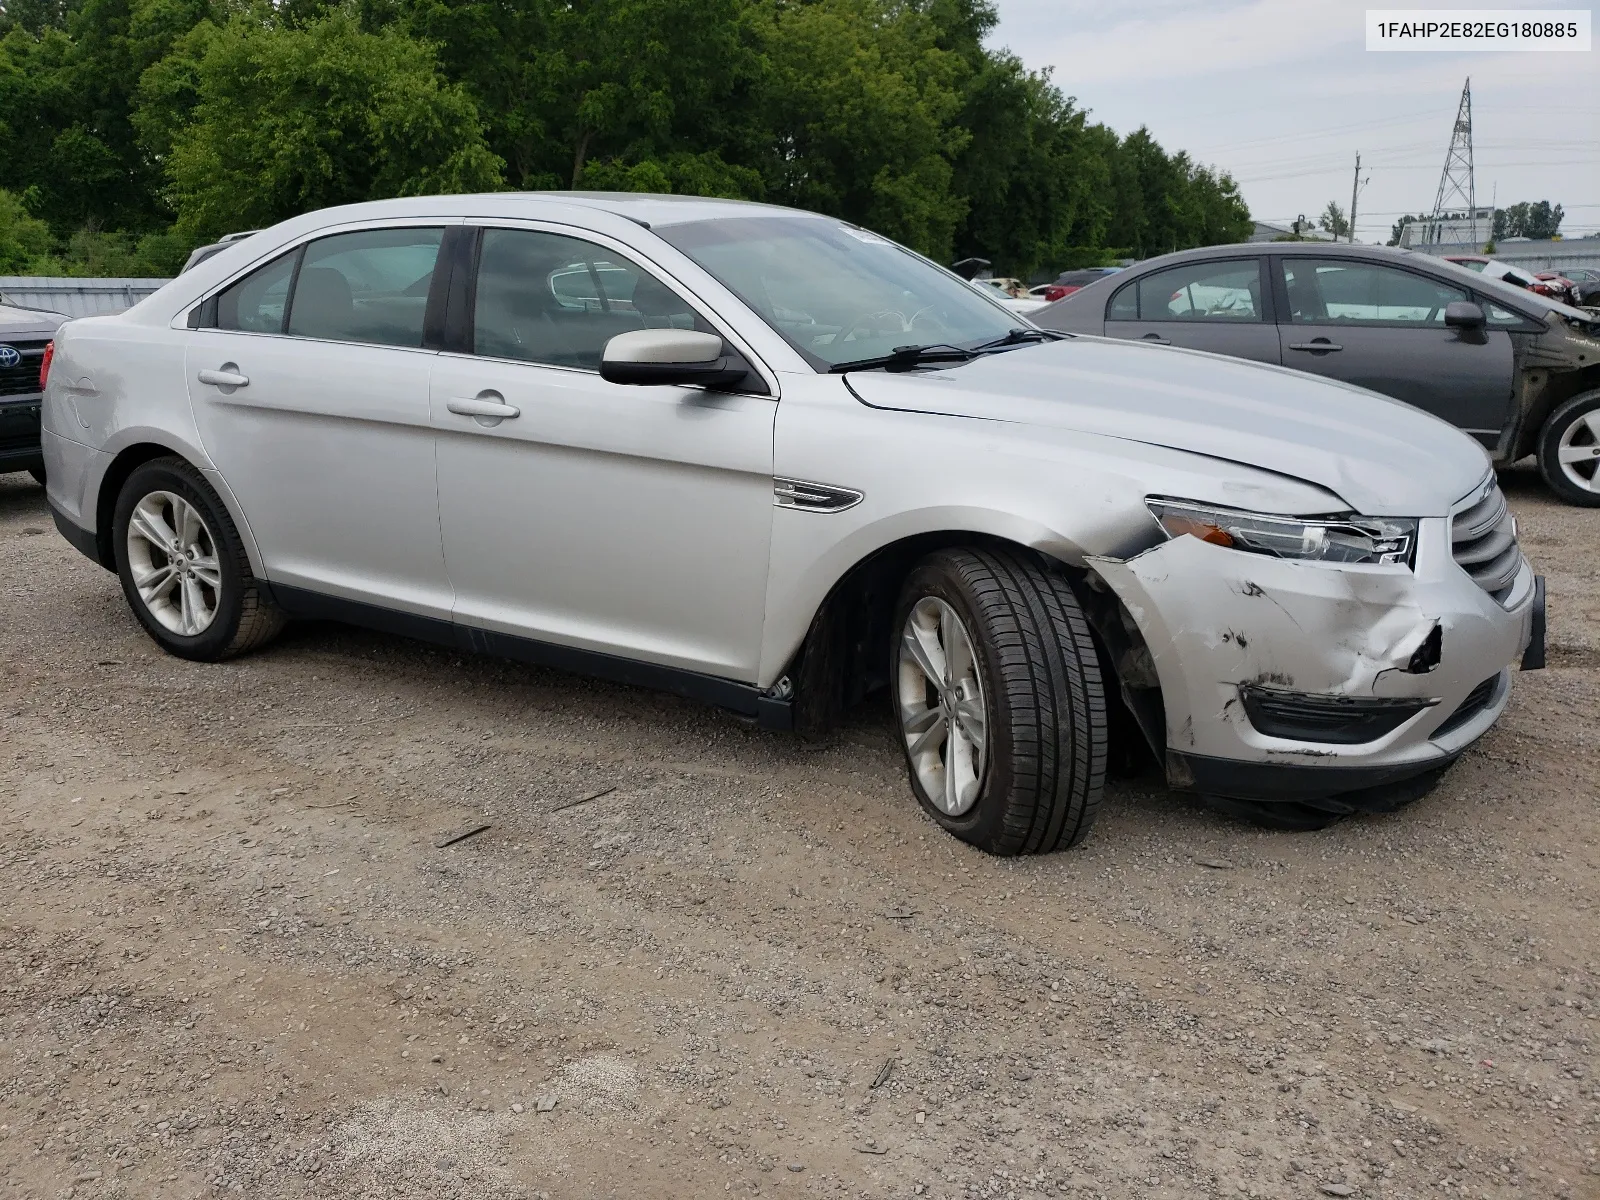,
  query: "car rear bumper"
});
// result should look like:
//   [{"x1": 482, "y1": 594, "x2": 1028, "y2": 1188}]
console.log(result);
[{"x1": 1088, "y1": 514, "x2": 1539, "y2": 802}]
